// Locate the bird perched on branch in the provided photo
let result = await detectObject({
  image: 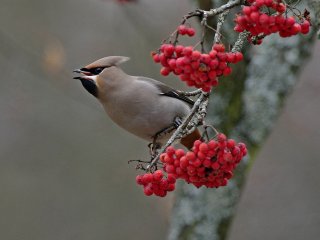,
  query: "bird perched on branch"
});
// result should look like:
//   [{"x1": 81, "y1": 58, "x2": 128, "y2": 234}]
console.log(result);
[{"x1": 73, "y1": 56, "x2": 200, "y2": 150}]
